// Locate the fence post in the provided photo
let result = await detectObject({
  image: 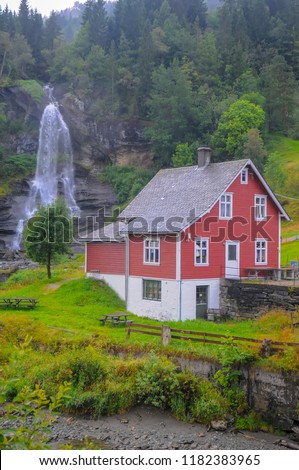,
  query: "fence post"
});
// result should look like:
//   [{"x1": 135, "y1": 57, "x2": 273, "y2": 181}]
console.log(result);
[
  {"x1": 162, "y1": 325, "x2": 171, "y2": 346},
  {"x1": 126, "y1": 321, "x2": 131, "y2": 339}
]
